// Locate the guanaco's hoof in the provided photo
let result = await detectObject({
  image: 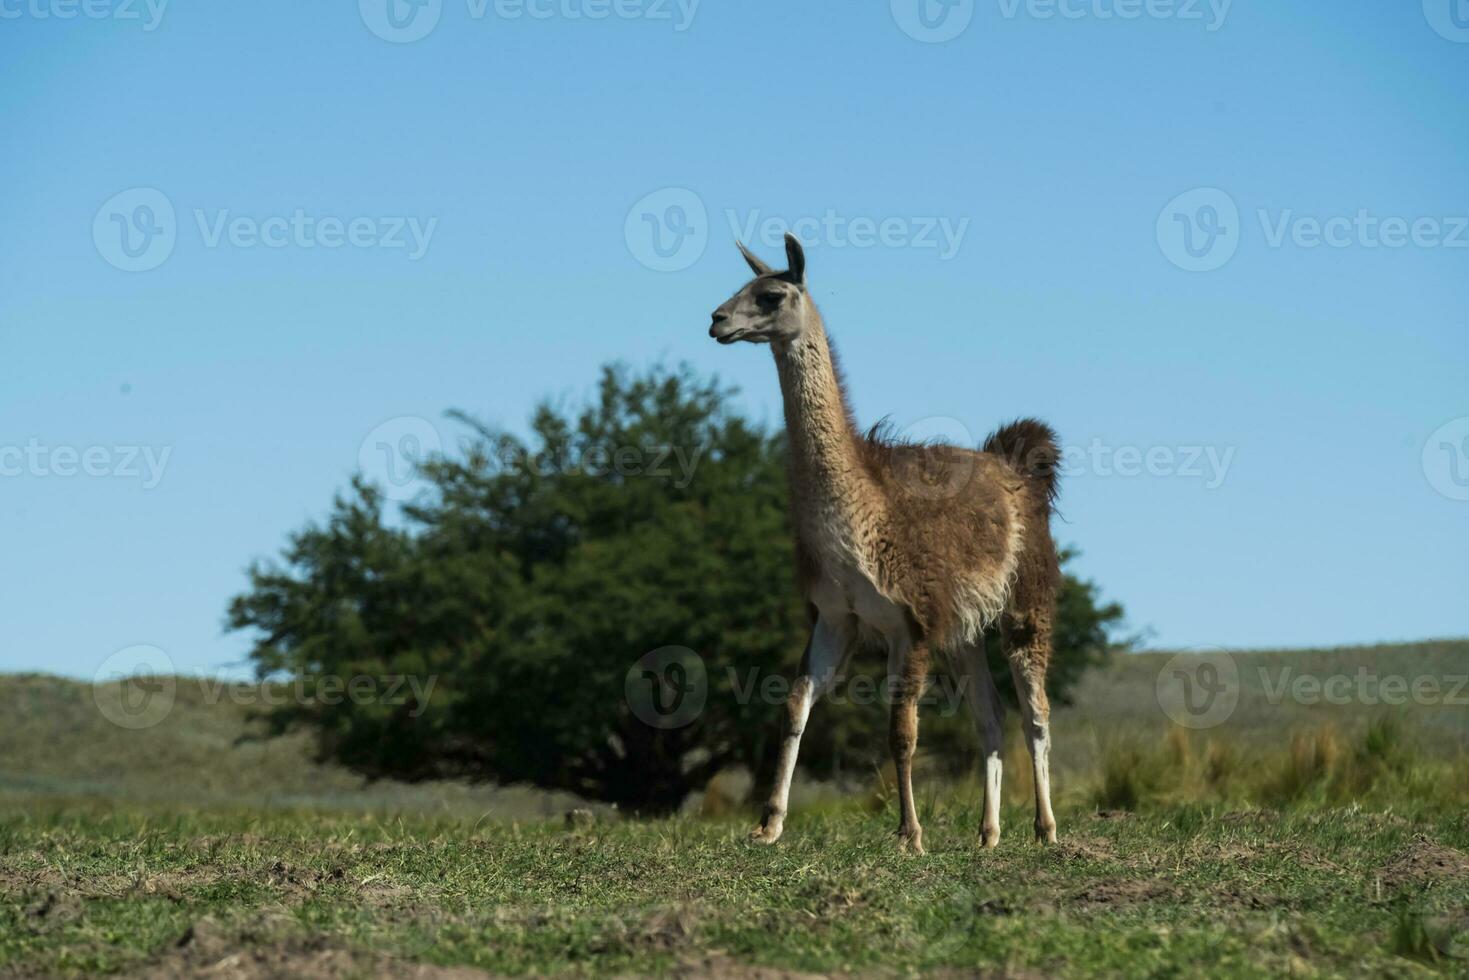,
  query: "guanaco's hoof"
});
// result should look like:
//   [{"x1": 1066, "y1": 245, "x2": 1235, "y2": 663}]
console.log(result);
[
  {"x1": 748, "y1": 826, "x2": 782, "y2": 845},
  {"x1": 895, "y1": 827, "x2": 925, "y2": 855}
]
